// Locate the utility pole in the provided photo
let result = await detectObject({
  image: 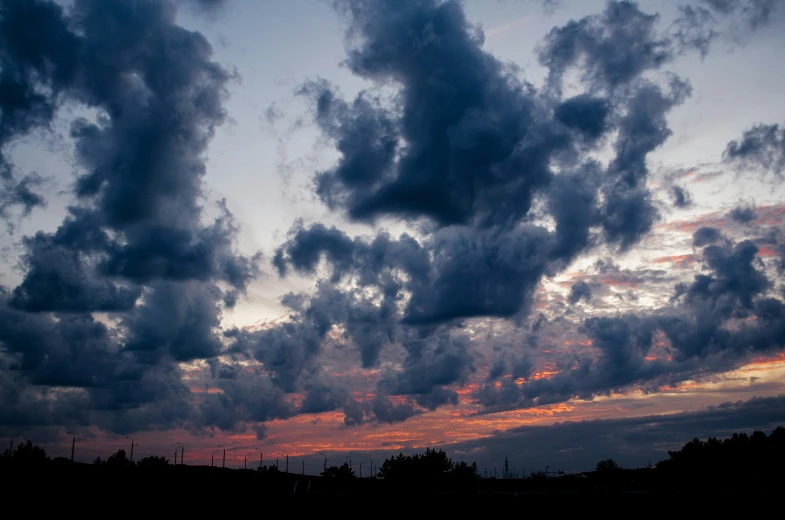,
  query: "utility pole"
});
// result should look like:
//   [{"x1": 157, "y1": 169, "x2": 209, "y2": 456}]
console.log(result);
[
  {"x1": 323, "y1": 456, "x2": 328, "y2": 472},
  {"x1": 302, "y1": 456, "x2": 308, "y2": 475},
  {"x1": 260, "y1": 450, "x2": 263, "y2": 470},
  {"x1": 346, "y1": 455, "x2": 351, "y2": 469},
  {"x1": 286, "y1": 454, "x2": 289, "y2": 473},
  {"x1": 174, "y1": 450, "x2": 178, "y2": 465},
  {"x1": 222, "y1": 448, "x2": 225, "y2": 469},
  {"x1": 177, "y1": 443, "x2": 184, "y2": 465},
  {"x1": 126, "y1": 437, "x2": 137, "y2": 463},
  {"x1": 9, "y1": 433, "x2": 20, "y2": 456},
  {"x1": 211, "y1": 453, "x2": 214, "y2": 467},
  {"x1": 244, "y1": 455, "x2": 247, "y2": 470},
  {"x1": 359, "y1": 462, "x2": 362, "y2": 478},
  {"x1": 67, "y1": 431, "x2": 78, "y2": 462}
]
